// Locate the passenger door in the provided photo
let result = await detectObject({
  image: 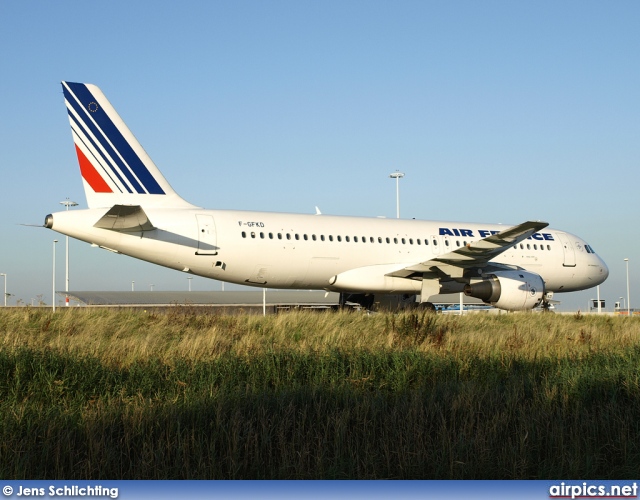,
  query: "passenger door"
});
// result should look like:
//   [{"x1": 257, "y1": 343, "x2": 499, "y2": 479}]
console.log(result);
[{"x1": 195, "y1": 214, "x2": 218, "y2": 255}]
